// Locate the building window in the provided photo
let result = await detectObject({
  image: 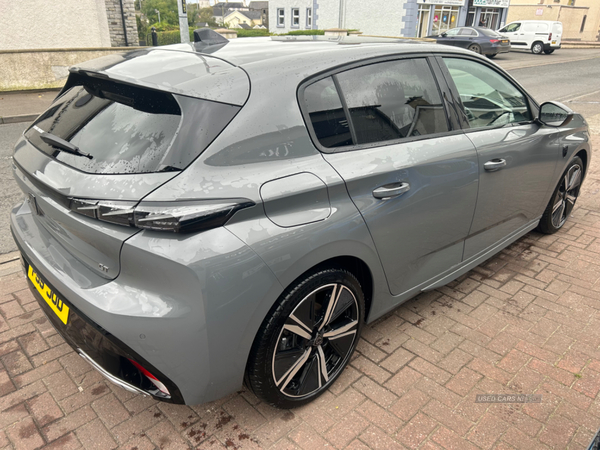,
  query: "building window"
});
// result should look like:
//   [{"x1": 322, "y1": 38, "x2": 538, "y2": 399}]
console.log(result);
[
  {"x1": 306, "y1": 8, "x2": 312, "y2": 29},
  {"x1": 479, "y1": 8, "x2": 500, "y2": 29},
  {"x1": 292, "y1": 8, "x2": 300, "y2": 28},
  {"x1": 431, "y1": 6, "x2": 459, "y2": 35},
  {"x1": 277, "y1": 8, "x2": 284, "y2": 27}
]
